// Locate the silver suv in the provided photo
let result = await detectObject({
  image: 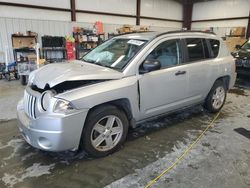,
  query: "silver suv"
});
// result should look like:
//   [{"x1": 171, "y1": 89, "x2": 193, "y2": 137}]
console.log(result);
[{"x1": 17, "y1": 31, "x2": 236, "y2": 157}]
